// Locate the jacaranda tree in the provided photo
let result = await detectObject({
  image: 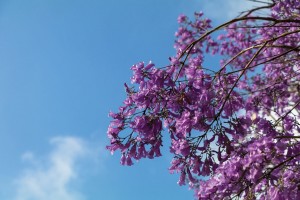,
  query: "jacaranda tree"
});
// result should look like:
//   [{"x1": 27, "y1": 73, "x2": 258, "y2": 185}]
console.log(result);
[{"x1": 107, "y1": 0, "x2": 300, "y2": 199}]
